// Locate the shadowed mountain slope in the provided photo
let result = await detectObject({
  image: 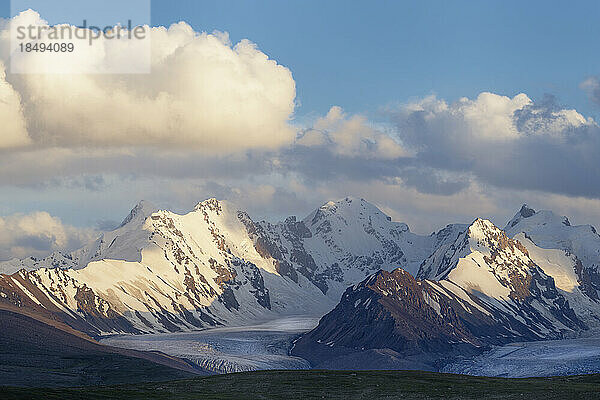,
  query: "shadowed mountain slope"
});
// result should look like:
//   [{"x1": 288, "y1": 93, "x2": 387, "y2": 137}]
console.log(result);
[{"x1": 0, "y1": 308, "x2": 203, "y2": 387}]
